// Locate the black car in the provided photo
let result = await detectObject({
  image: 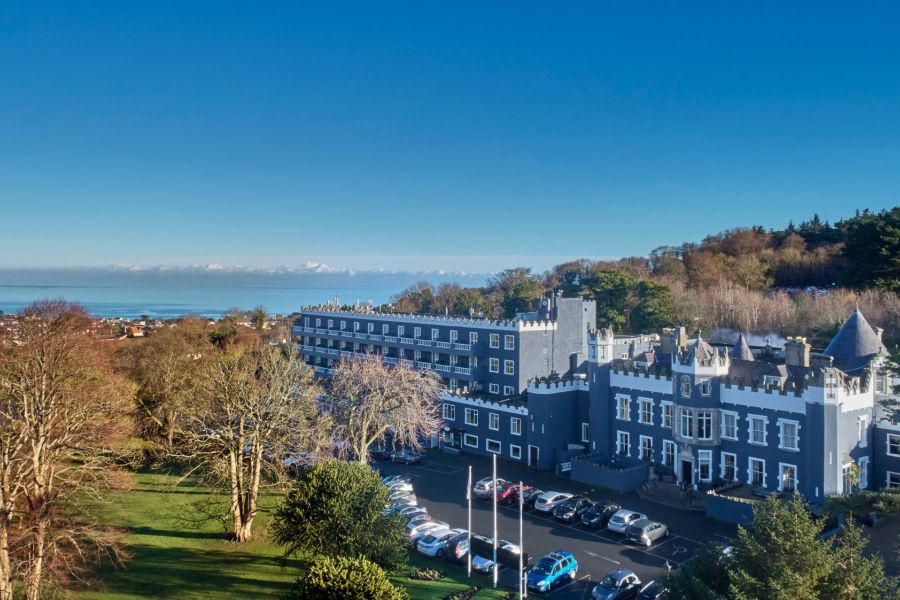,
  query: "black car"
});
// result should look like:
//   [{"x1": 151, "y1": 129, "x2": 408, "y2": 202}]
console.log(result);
[
  {"x1": 581, "y1": 502, "x2": 622, "y2": 528},
  {"x1": 369, "y1": 446, "x2": 395, "y2": 461},
  {"x1": 441, "y1": 532, "x2": 470, "y2": 563},
  {"x1": 553, "y1": 496, "x2": 593, "y2": 522},
  {"x1": 521, "y1": 488, "x2": 545, "y2": 511},
  {"x1": 392, "y1": 450, "x2": 423, "y2": 465},
  {"x1": 637, "y1": 581, "x2": 667, "y2": 600}
]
